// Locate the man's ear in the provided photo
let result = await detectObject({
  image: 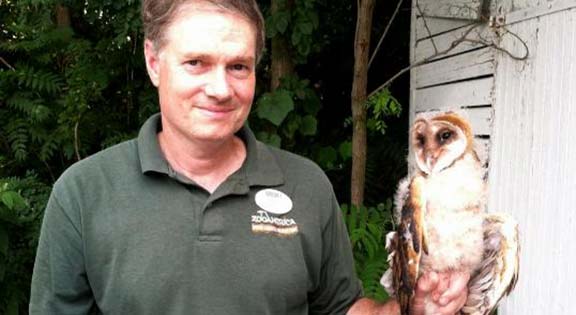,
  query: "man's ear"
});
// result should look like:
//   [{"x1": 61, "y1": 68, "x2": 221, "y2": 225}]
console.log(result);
[{"x1": 144, "y1": 39, "x2": 160, "y2": 87}]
